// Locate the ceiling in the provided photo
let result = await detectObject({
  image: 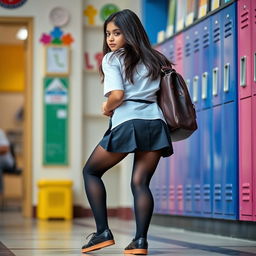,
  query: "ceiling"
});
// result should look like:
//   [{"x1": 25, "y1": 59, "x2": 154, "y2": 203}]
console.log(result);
[{"x1": 0, "y1": 24, "x2": 25, "y2": 45}]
